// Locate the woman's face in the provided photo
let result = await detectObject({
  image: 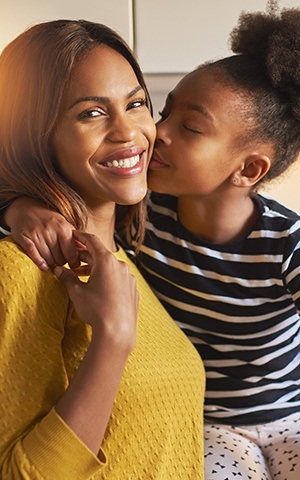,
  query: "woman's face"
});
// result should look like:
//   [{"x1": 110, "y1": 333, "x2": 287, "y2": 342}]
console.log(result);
[
  {"x1": 148, "y1": 68, "x2": 250, "y2": 198},
  {"x1": 53, "y1": 45, "x2": 156, "y2": 208}
]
